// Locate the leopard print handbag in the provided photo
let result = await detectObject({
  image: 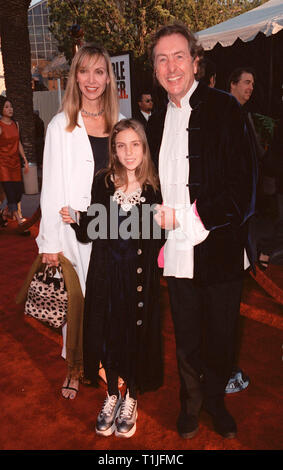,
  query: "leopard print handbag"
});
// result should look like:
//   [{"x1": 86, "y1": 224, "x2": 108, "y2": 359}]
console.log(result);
[{"x1": 25, "y1": 264, "x2": 68, "y2": 328}]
